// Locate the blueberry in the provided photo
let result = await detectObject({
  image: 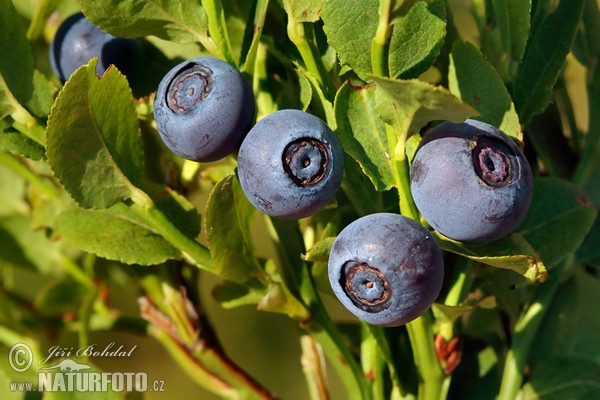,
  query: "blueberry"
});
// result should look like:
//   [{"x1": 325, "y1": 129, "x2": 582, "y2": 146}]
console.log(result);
[
  {"x1": 409, "y1": 119, "x2": 533, "y2": 243},
  {"x1": 50, "y1": 12, "x2": 142, "y2": 82},
  {"x1": 153, "y1": 56, "x2": 256, "y2": 162},
  {"x1": 237, "y1": 109, "x2": 344, "y2": 219},
  {"x1": 328, "y1": 213, "x2": 444, "y2": 327}
]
